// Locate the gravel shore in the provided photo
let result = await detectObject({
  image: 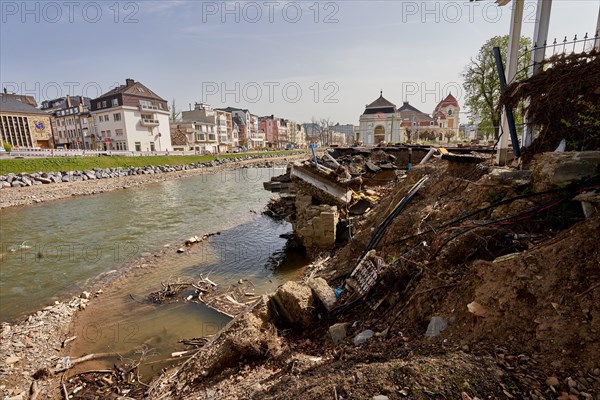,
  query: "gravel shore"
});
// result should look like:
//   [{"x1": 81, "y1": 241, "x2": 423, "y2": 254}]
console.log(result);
[{"x1": 0, "y1": 154, "x2": 305, "y2": 210}]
